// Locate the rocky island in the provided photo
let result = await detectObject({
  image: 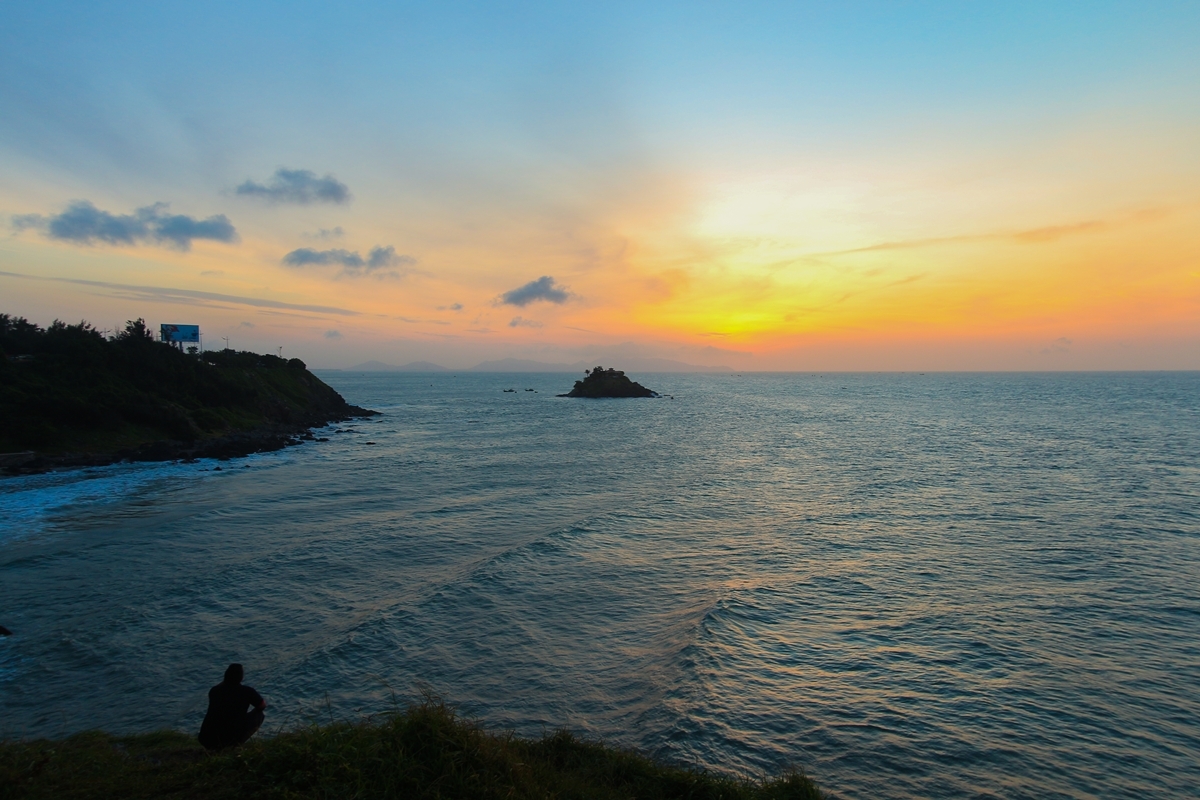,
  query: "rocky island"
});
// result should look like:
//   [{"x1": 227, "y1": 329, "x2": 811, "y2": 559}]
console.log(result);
[
  {"x1": 0, "y1": 314, "x2": 377, "y2": 475},
  {"x1": 559, "y1": 366, "x2": 660, "y2": 398}
]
